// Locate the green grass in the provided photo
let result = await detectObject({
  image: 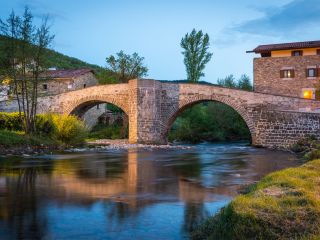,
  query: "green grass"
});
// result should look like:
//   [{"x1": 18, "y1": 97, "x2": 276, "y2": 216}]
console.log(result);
[
  {"x1": 0, "y1": 129, "x2": 56, "y2": 147},
  {"x1": 192, "y1": 160, "x2": 320, "y2": 240}
]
